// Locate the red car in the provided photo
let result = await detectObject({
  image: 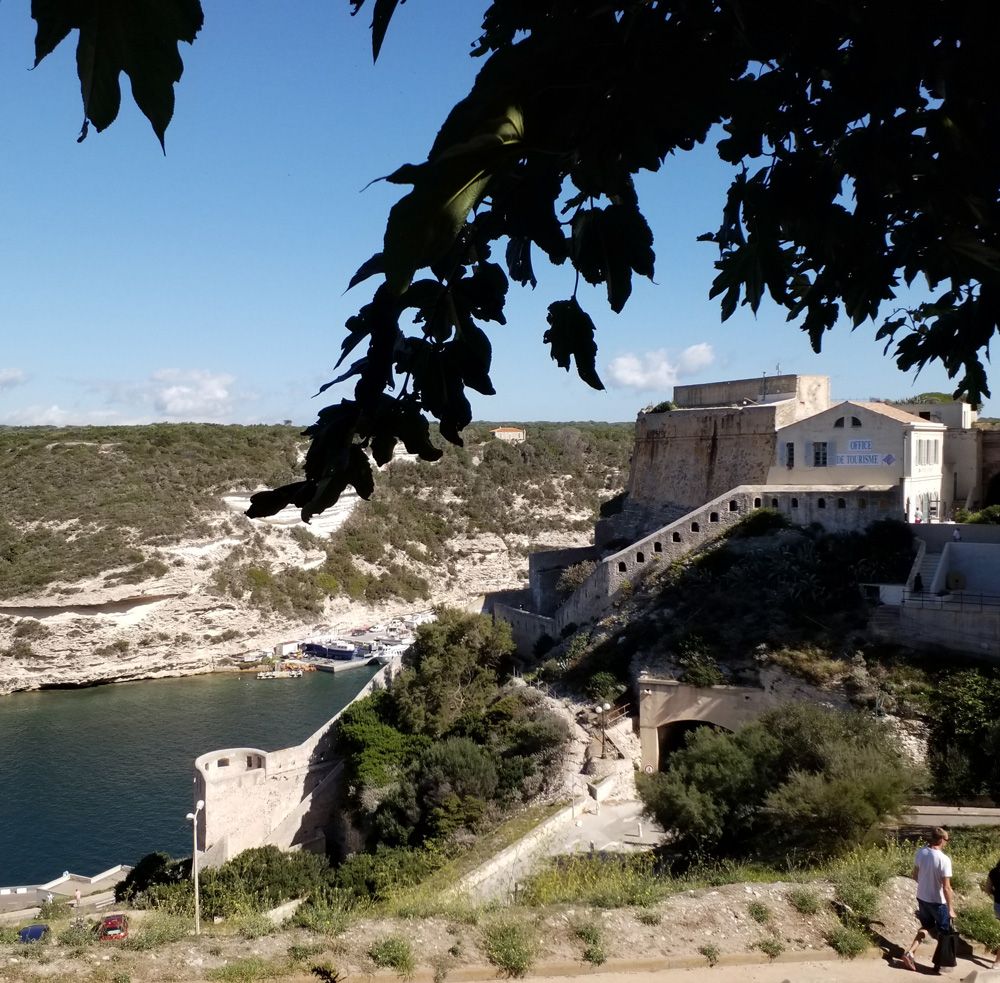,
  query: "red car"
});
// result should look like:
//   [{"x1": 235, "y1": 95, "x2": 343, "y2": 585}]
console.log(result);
[{"x1": 97, "y1": 914, "x2": 129, "y2": 941}]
